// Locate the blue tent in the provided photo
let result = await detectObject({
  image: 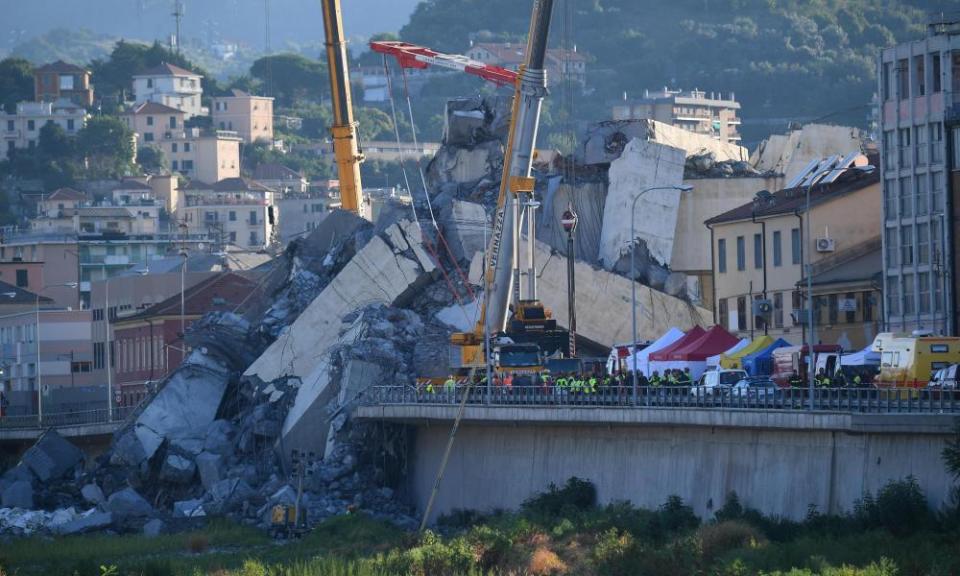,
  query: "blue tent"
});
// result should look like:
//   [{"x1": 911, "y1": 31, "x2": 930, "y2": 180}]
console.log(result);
[{"x1": 742, "y1": 338, "x2": 792, "y2": 376}]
